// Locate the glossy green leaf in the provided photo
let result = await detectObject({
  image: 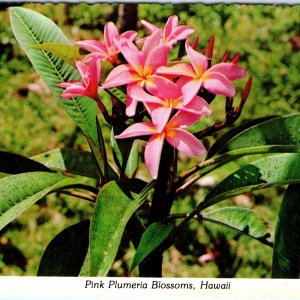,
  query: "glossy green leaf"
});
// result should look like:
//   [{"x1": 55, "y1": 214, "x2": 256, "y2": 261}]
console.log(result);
[
  {"x1": 32, "y1": 147, "x2": 118, "y2": 180},
  {"x1": 206, "y1": 116, "x2": 276, "y2": 159},
  {"x1": 79, "y1": 252, "x2": 90, "y2": 277},
  {"x1": 30, "y1": 43, "x2": 85, "y2": 65},
  {"x1": 9, "y1": 7, "x2": 98, "y2": 145},
  {"x1": 203, "y1": 207, "x2": 269, "y2": 239},
  {"x1": 0, "y1": 173, "x2": 9, "y2": 179},
  {"x1": 110, "y1": 128, "x2": 123, "y2": 169},
  {"x1": 213, "y1": 114, "x2": 300, "y2": 157},
  {"x1": 100, "y1": 60, "x2": 114, "y2": 83},
  {"x1": 125, "y1": 140, "x2": 139, "y2": 178},
  {"x1": 198, "y1": 153, "x2": 300, "y2": 211},
  {"x1": 38, "y1": 220, "x2": 89, "y2": 276},
  {"x1": 90, "y1": 180, "x2": 154, "y2": 276},
  {"x1": 131, "y1": 222, "x2": 174, "y2": 272},
  {"x1": 0, "y1": 172, "x2": 82, "y2": 230},
  {"x1": 111, "y1": 128, "x2": 138, "y2": 177},
  {"x1": 32, "y1": 148, "x2": 99, "y2": 178},
  {"x1": 86, "y1": 136, "x2": 106, "y2": 182},
  {"x1": 0, "y1": 151, "x2": 51, "y2": 174},
  {"x1": 272, "y1": 184, "x2": 300, "y2": 278},
  {"x1": 107, "y1": 87, "x2": 126, "y2": 104}
]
